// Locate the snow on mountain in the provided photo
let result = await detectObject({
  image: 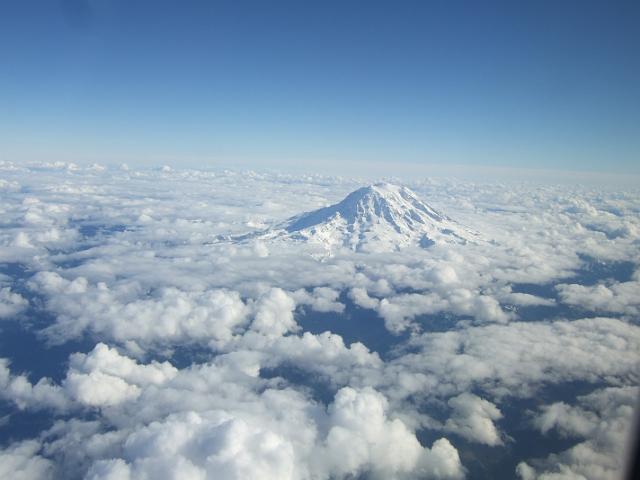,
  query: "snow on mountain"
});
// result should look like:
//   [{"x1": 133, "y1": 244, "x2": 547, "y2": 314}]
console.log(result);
[{"x1": 272, "y1": 183, "x2": 477, "y2": 253}]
